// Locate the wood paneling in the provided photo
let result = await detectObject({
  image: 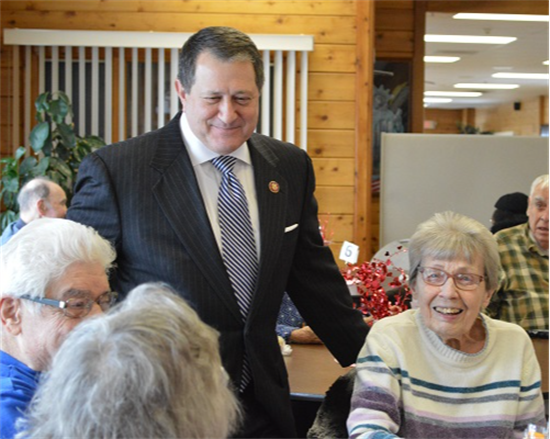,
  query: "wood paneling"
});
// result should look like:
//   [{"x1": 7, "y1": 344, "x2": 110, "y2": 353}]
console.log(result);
[
  {"x1": 476, "y1": 98, "x2": 543, "y2": 136},
  {"x1": 312, "y1": 158, "x2": 355, "y2": 187},
  {"x1": 306, "y1": 102, "x2": 355, "y2": 130},
  {"x1": 426, "y1": 1, "x2": 548, "y2": 15},
  {"x1": 424, "y1": 108, "x2": 462, "y2": 134},
  {"x1": 315, "y1": 187, "x2": 354, "y2": 214},
  {"x1": 306, "y1": 130, "x2": 354, "y2": 158},
  {"x1": 305, "y1": 72, "x2": 355, "y2": 102}
]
